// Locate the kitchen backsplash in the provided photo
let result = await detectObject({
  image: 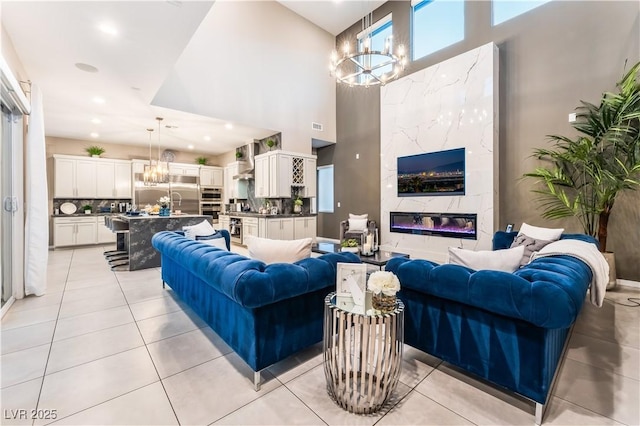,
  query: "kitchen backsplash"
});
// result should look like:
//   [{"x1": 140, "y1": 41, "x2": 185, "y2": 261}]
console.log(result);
[
  {"x1": 235, "y1": 180, "x2": 310, "y2": 215},
  {"x1": 53, "y1": 198, "x2": 132, "y2": 214}
]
